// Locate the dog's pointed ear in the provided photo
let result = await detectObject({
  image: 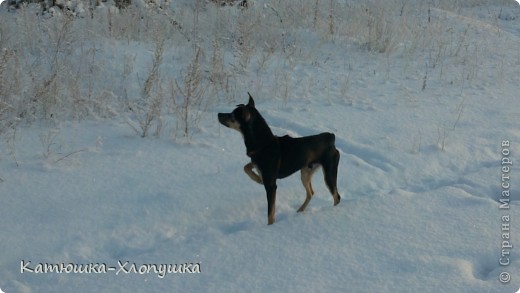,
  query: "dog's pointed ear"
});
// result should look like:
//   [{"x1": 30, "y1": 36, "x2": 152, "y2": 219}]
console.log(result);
[{"x1": 247, "y1": 92, "x2": 255, "y2": 108}]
